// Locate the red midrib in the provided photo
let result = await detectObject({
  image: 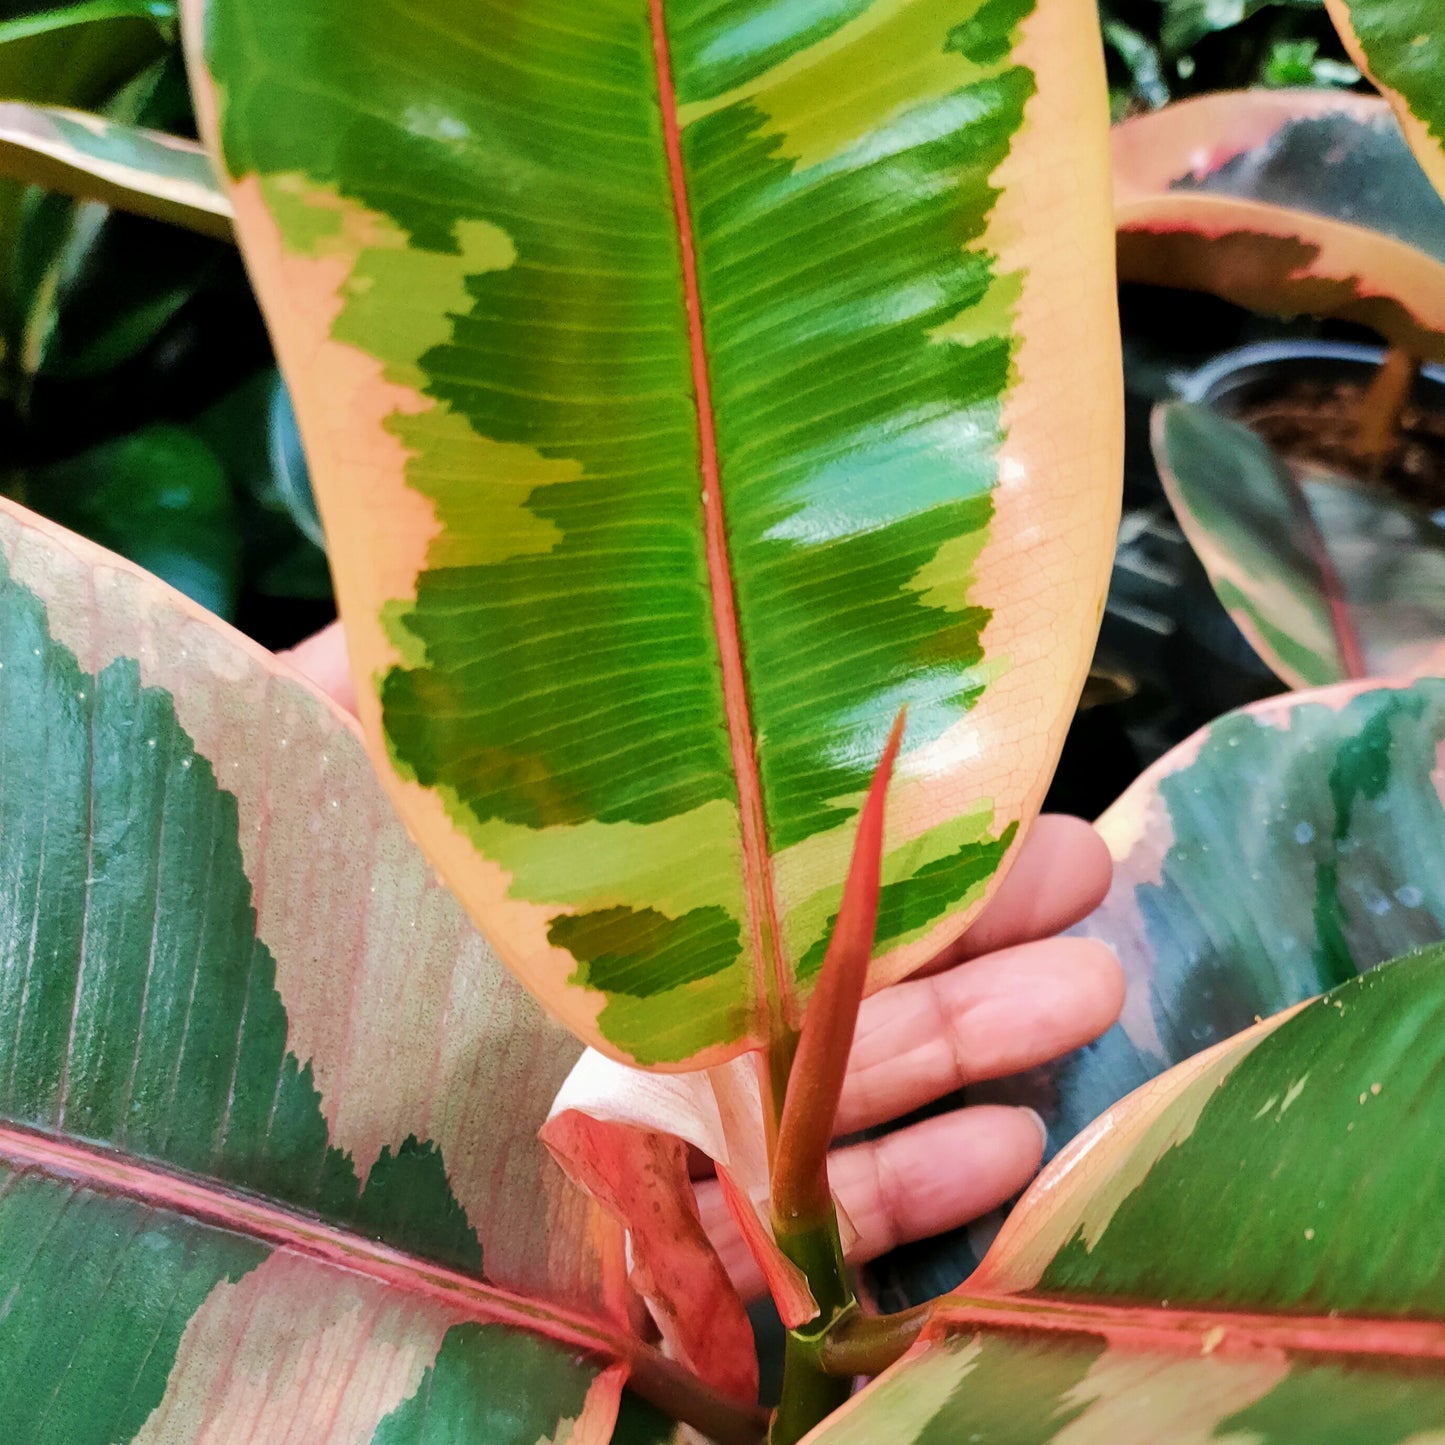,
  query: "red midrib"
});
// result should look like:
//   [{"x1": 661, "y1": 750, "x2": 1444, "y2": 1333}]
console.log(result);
[
  {"x1": 938, "y1": 1292, "x2": 1445, "y2": 1362},
  {"x1": 0, "y1": 1122, "x2": 769, "y2": 1435},
  {"x1": 1272, "y1": 448, "x2": 1366, "y2": 678},
  {"x1": 15, "y1": 1119, "x2": 1440, "y2": 1401},
  {"x1": 647, "y1": 2, "x2": 792, "y2": 1042},
  {"x1": 0, "y1": 1122, "x2": 630, "y2": 1360}
]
